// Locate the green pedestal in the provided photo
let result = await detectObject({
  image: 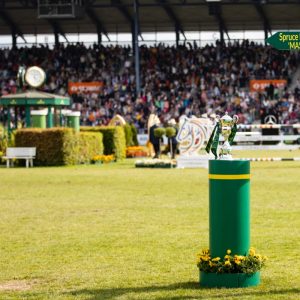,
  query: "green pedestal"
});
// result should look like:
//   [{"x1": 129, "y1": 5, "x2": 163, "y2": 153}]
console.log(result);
[
  {"x1": 209, "y1": 160, "x2": 250, "y2": 258},
  {"x1": 31, "y1": 110, "x2": 47, "y2": 128},
  {"x1": 66, "y1": 111, "x2": 80, "y2": 132},
  {"x1": 200, "y1": 271, "x2": 260, "y2": 288},
  {"x1": 200, "y1": 160, "x2": 257, "y2": 288}
]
